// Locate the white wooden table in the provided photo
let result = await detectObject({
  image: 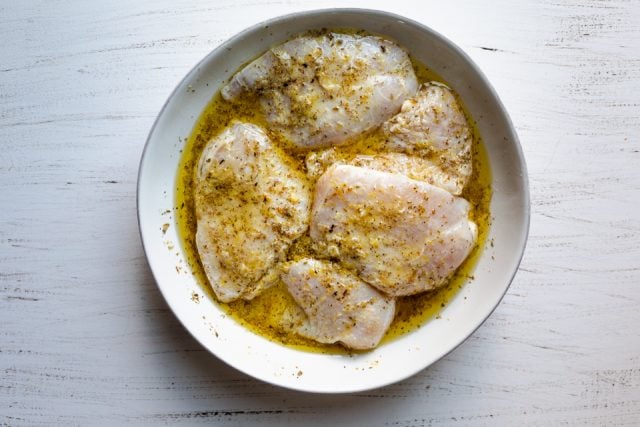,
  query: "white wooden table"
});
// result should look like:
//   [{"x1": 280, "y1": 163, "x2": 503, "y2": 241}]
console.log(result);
[{"x1": 2, "y1": 0, "x2": 639, "y2": 425}]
